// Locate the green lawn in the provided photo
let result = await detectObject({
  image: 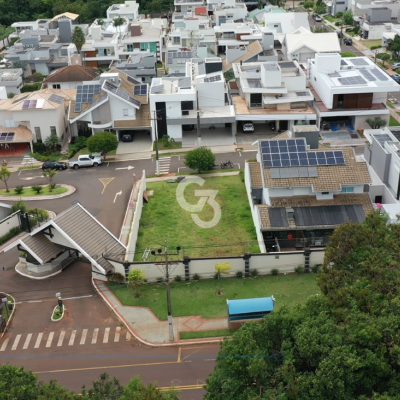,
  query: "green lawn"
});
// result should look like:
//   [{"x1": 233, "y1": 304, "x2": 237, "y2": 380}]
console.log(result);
[
  {"x1": 364, "y1": 39, "x2": 382, "y2": 49},
  {"x1": 0, "y1": 186, "x2": 67, "y2": 196},
  {"x1": 387, "y1": 100, "x2": 395, "y2": 109},
  {"x1": 180, "y1": 329, "x2": 235, "y2": 340},
  {"x1": 75, "y1": 147, "x2": 116, "y2": 157},
  {"x1": 153, "y1": 141, "x2": 182, "y2": 151},
  {"x1": 390, "y1": 116, "x2": 400, "y2": 126},
  {"x1": 107, "y1": 273, "x2": 319, "y2": 320},
  {"x1": 323, "y1": 15, "x2": 337, "y2": 23},
  {"x1": 134, "y1": 176, "x2": 259, "y2": 260}
]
